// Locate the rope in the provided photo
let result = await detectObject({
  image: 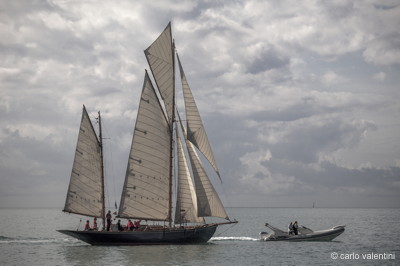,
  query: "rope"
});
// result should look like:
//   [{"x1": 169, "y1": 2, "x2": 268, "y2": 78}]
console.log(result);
[
  {"x1": 213, "y1": 222, "x2": 238, "y2": 237},
  {"x1": 100, "y1": 119, "x2": 118, "y2": 211},
  {"x1": 76, "y1": 218, "x2": 82, "y2": 231}
]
